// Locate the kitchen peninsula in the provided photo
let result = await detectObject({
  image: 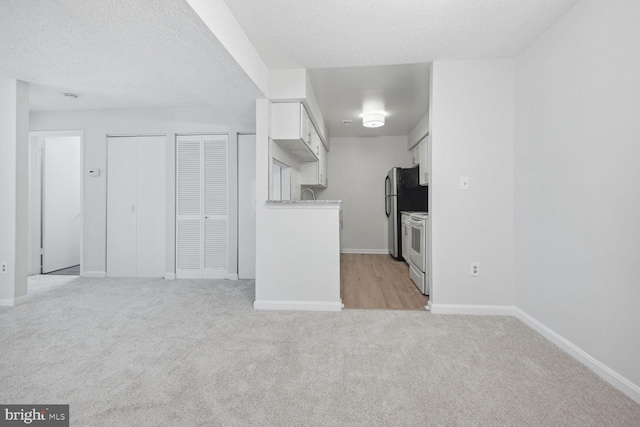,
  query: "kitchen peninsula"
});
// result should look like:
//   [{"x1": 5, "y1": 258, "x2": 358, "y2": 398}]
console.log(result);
[{"x1": 253, "y1": 200, "x2": 342, "y2": 311}]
